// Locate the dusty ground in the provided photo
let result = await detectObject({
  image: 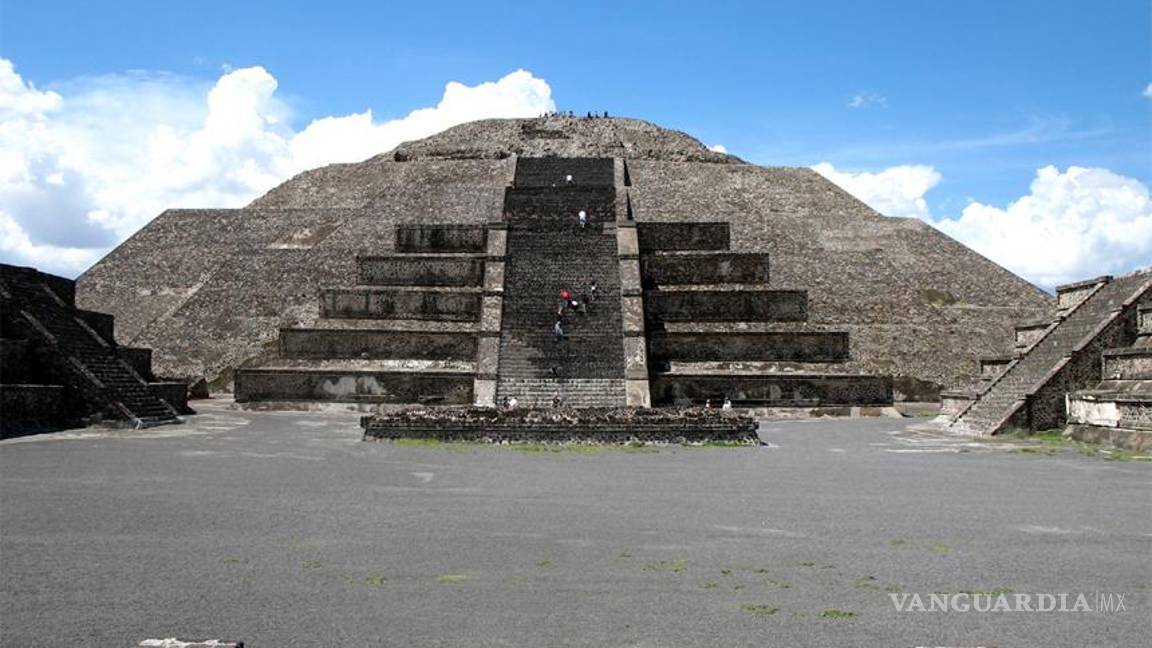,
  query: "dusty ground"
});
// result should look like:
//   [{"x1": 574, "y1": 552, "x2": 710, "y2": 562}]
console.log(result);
[{"x1": 1, "y1": 401, "x2": 1148, "y2": 647}]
